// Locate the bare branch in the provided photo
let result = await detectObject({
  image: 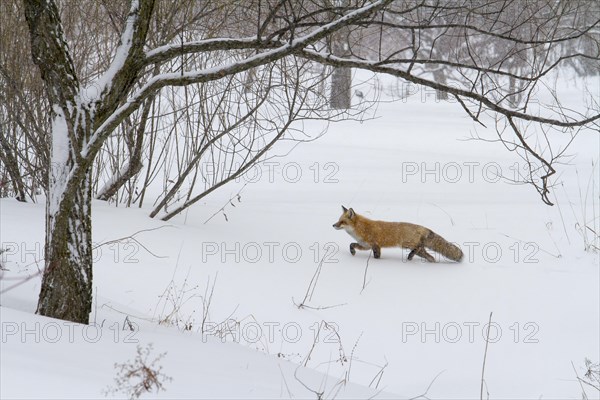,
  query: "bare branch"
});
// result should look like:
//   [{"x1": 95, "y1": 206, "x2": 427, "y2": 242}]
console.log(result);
[{"x1": 299, "y1": 50, "x2": 600, "y2": 128}]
